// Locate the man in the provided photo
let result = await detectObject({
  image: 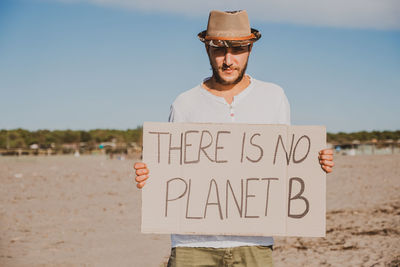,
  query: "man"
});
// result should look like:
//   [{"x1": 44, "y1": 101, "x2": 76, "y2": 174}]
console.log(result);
[{"x1": 134, "y1": 10, "x2": 334, "y2": 267}]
